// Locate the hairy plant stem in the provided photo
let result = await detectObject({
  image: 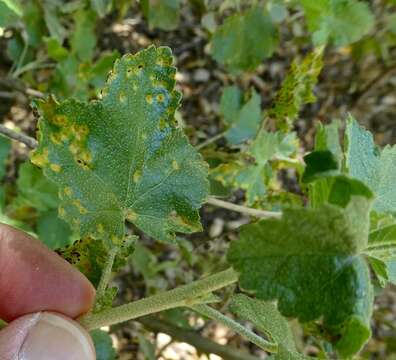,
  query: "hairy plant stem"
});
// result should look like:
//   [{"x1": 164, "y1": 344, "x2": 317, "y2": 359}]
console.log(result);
[
  {"x1": 0, "y1": 125, "x2": 38, "y2": 149},
  {"x1": 191, "y1": 304, "x2": 278, "y2": 353},
  {"x1": 207, "y1": 197, "x2": 282, "y2": 219},
  {"x1": 196, "y1": 131, "x2": 226, "y2": 150},
  {"x1": 79, "y1": 268, "x2": 239, "y2": 330},
  {"x1": 95, "y1": 247, "x2": 118, "y2": 301}
]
